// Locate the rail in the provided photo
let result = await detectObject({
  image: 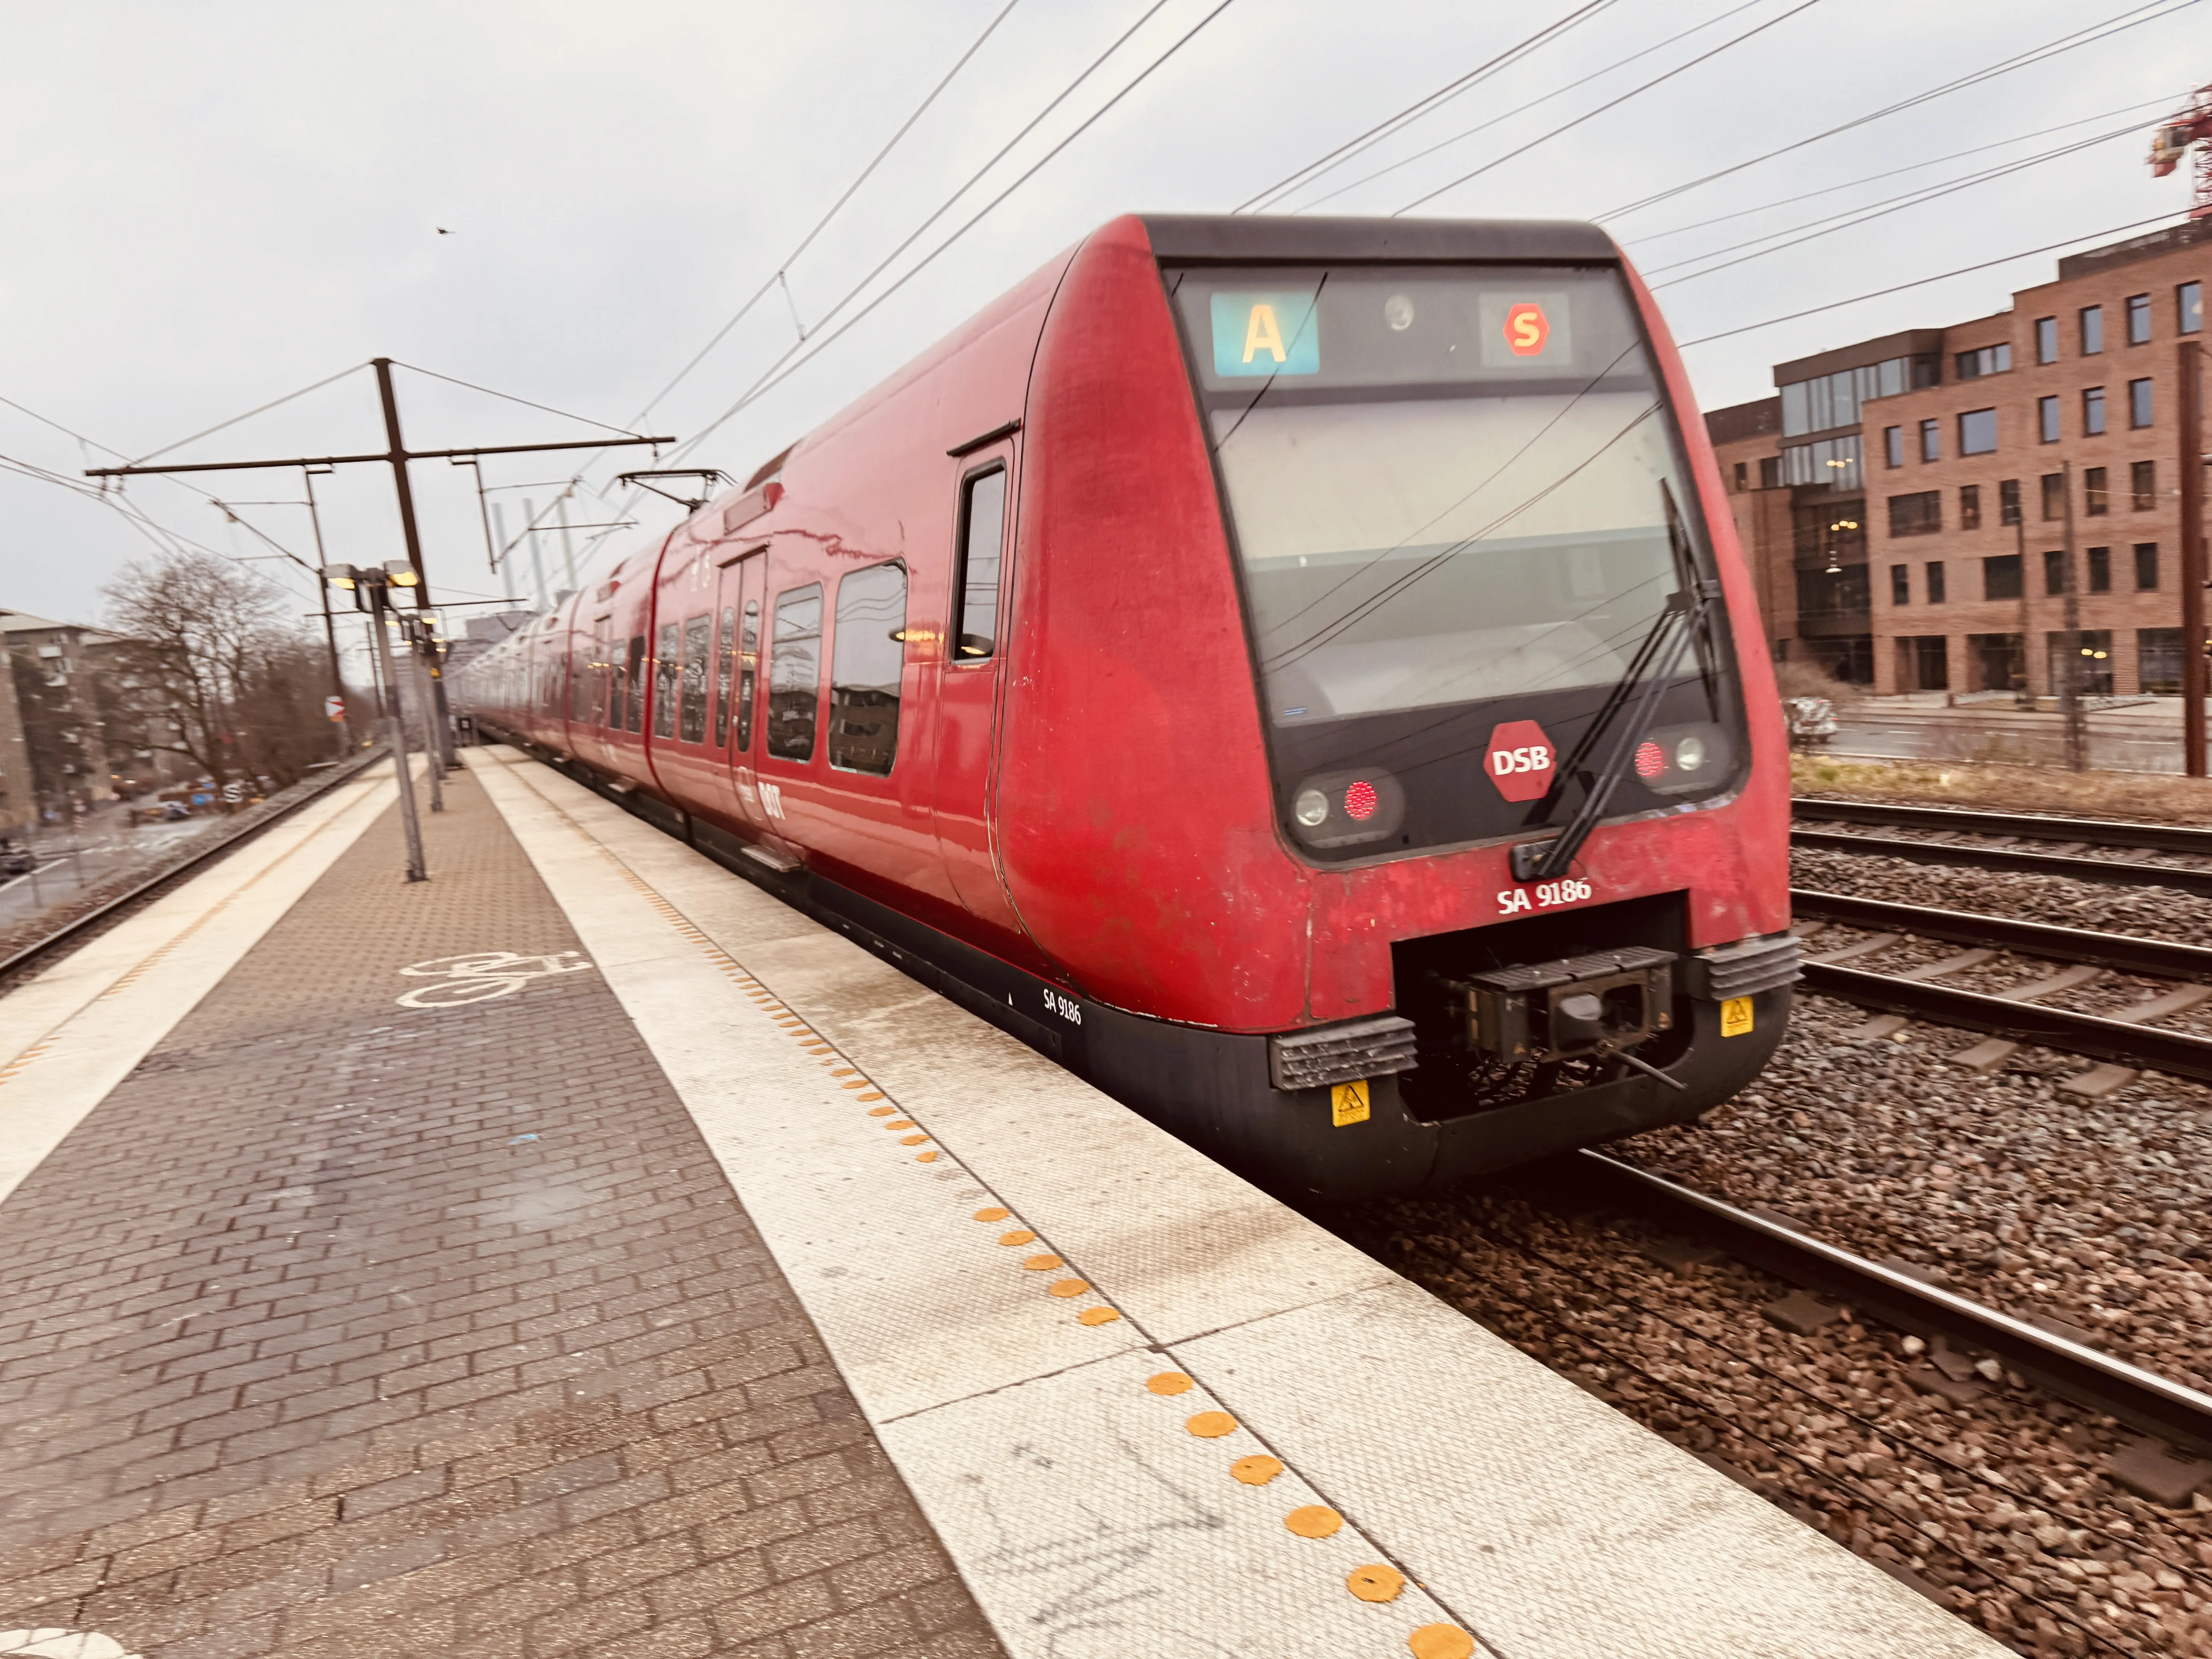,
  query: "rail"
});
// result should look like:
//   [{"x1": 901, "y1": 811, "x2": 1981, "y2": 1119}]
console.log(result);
[
  {"x1": 1570, "y1": 1151, "x2": 2212, "y2": 1458},
  {"x1": 0, "y1": 746, "x2": 389, "y2": 985},
  {"x1": 1792, "y1": 798, "x2": 2212, "y2": 856},
  {"x1": 1790, "y1": 888, "x2": 2212, "y2": 980}
]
